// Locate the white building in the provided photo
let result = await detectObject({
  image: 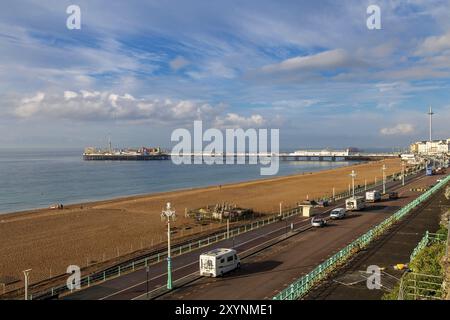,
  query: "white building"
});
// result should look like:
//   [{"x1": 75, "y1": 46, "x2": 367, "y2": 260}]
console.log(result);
[{"x1": 410, "y1": 139, "x2": 450, "y2": 155}]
